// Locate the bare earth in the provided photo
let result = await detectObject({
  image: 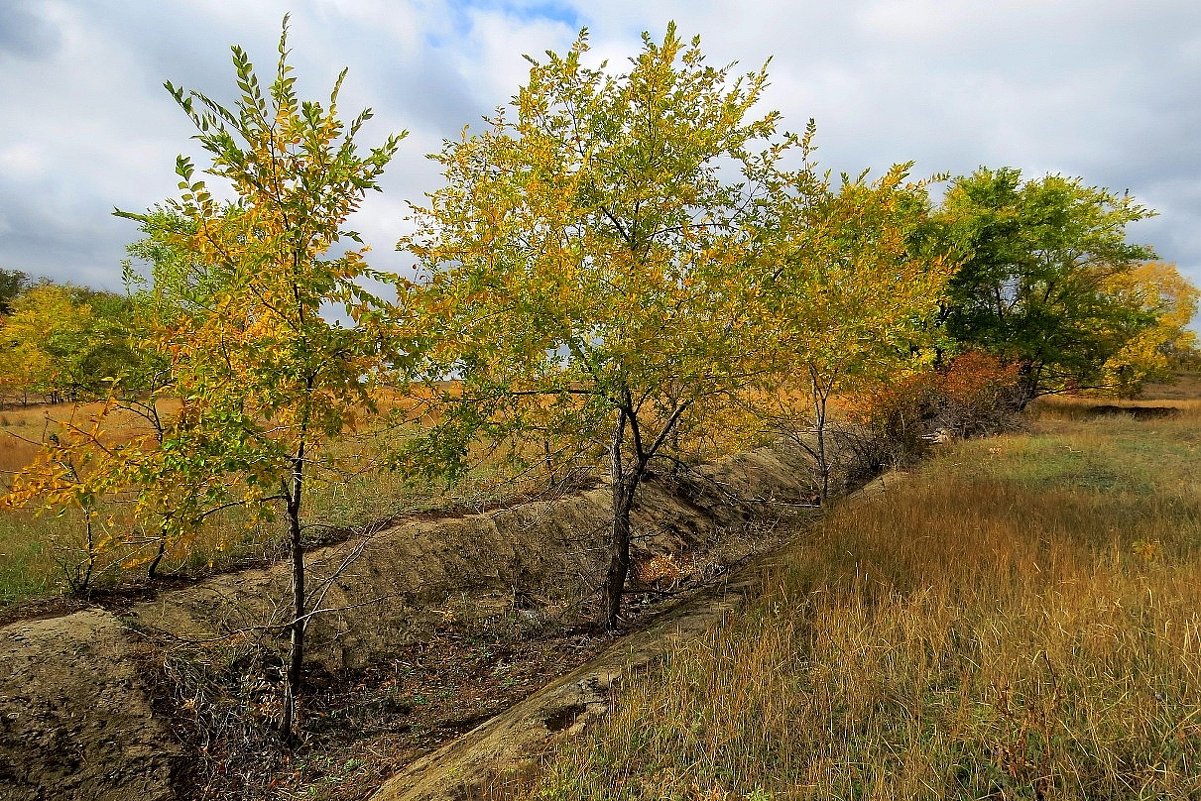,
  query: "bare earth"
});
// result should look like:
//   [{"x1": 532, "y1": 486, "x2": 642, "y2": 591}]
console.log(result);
[{"x1": 0, "y1": 448, "x2": 818, "y2": 801}]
